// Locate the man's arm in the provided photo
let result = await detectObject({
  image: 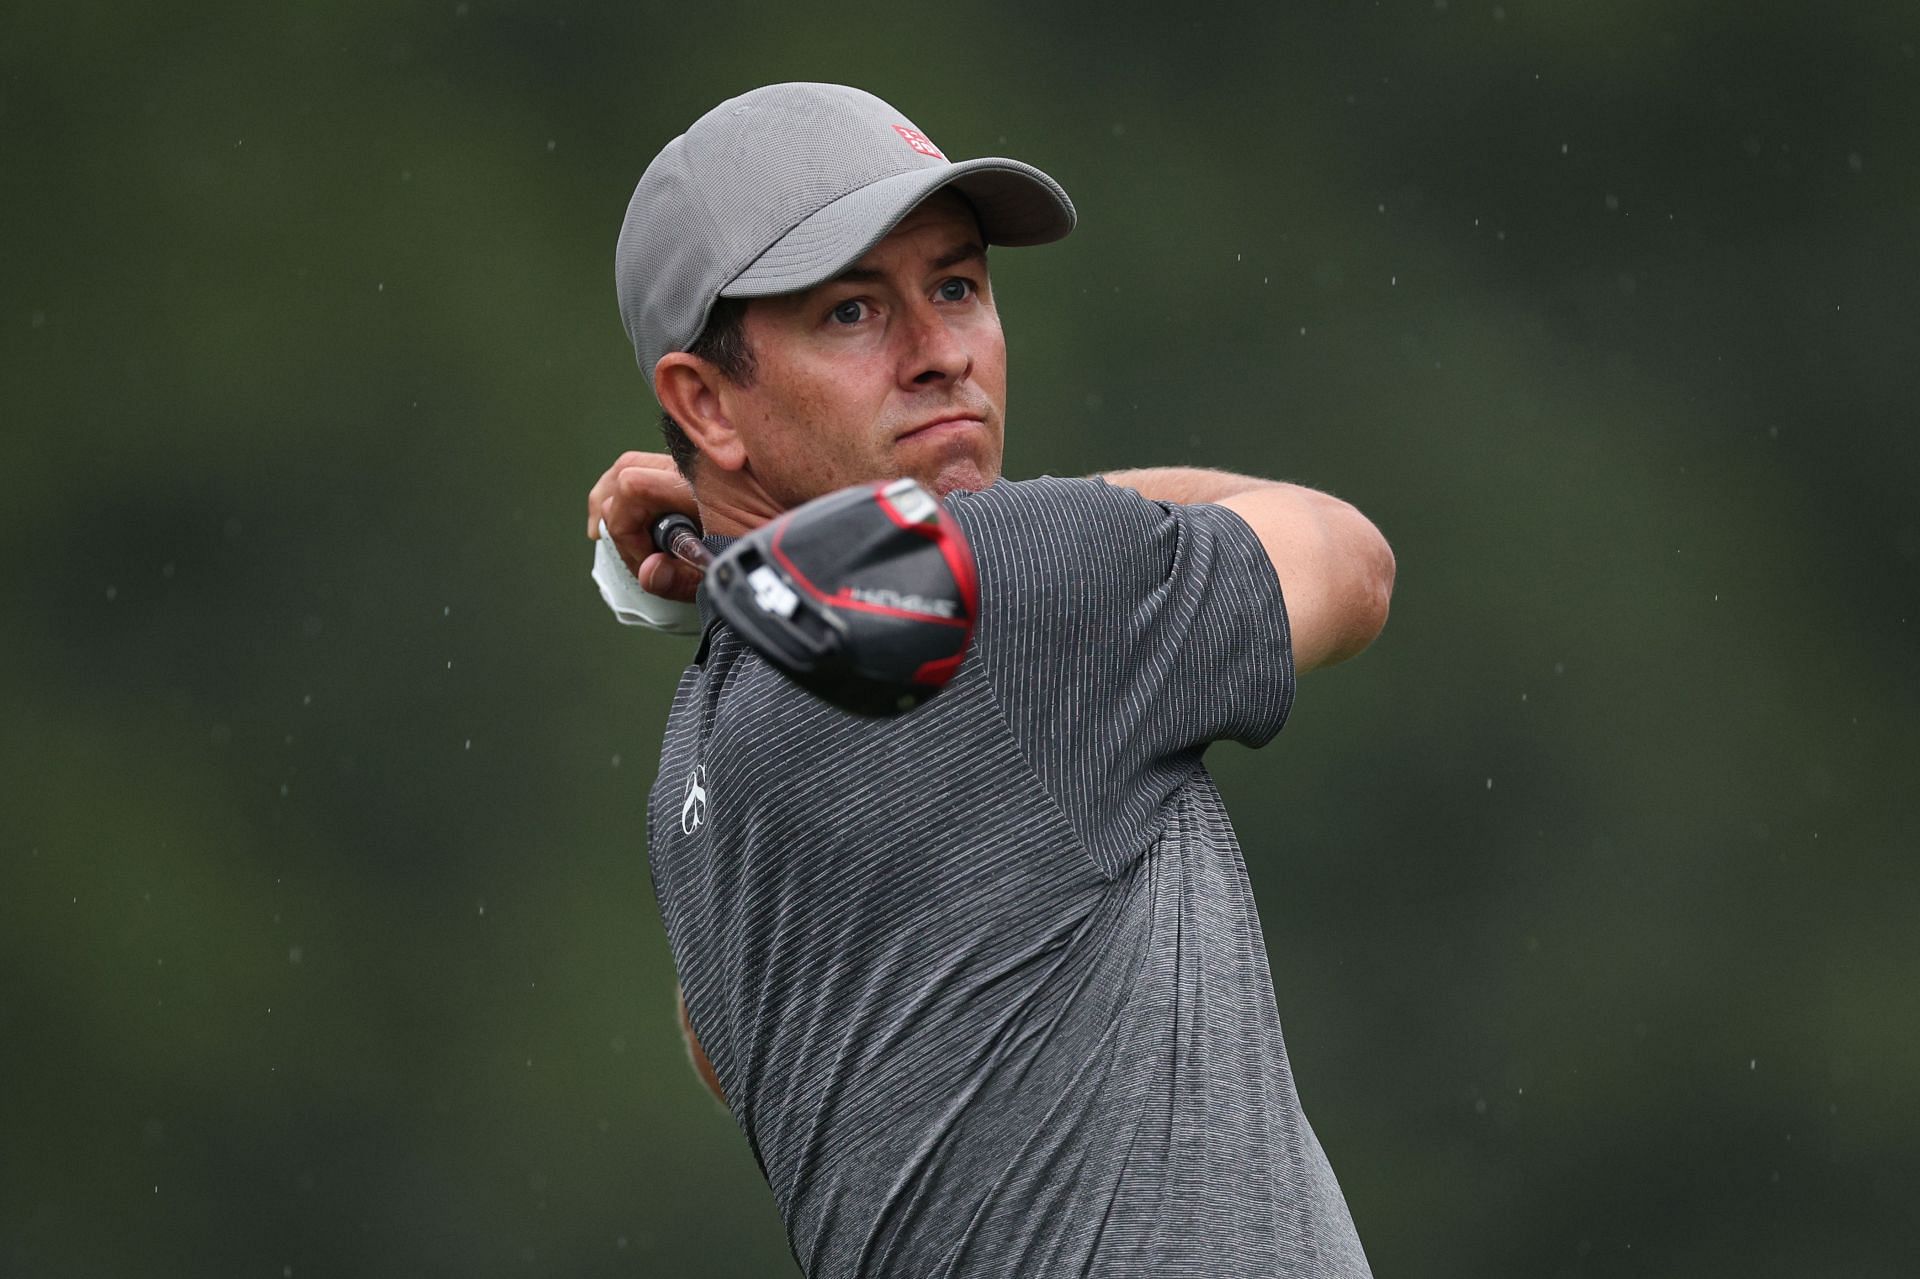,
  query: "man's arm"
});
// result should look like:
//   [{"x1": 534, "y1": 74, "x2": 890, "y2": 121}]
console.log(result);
[
  {"x1": 677, "y1": 984, "x2": 726, "y2": 1106},
  {"x1": 1098, "y1": 467, "x2": 1395, "y2": 674}
]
